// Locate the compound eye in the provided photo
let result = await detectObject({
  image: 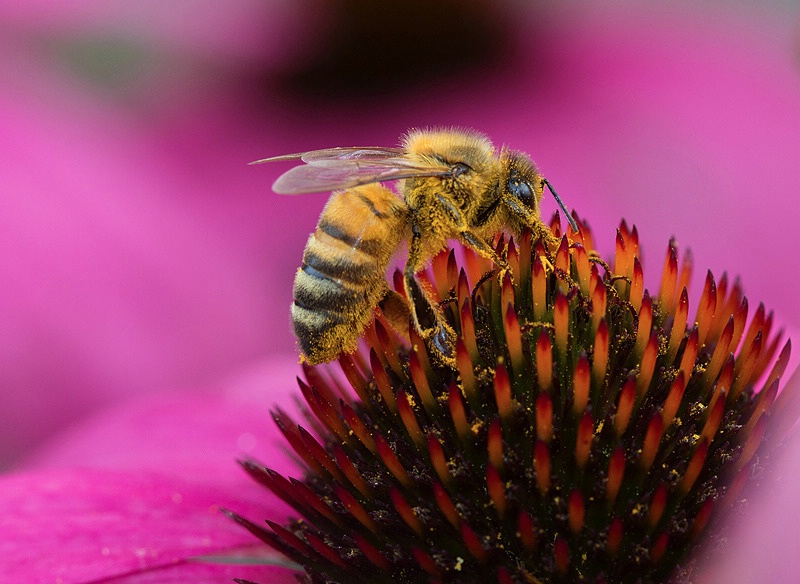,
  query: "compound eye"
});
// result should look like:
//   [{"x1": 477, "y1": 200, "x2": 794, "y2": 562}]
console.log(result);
[{"x1": 507, "y1": 173, "x2": 534, "y2": 207}]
